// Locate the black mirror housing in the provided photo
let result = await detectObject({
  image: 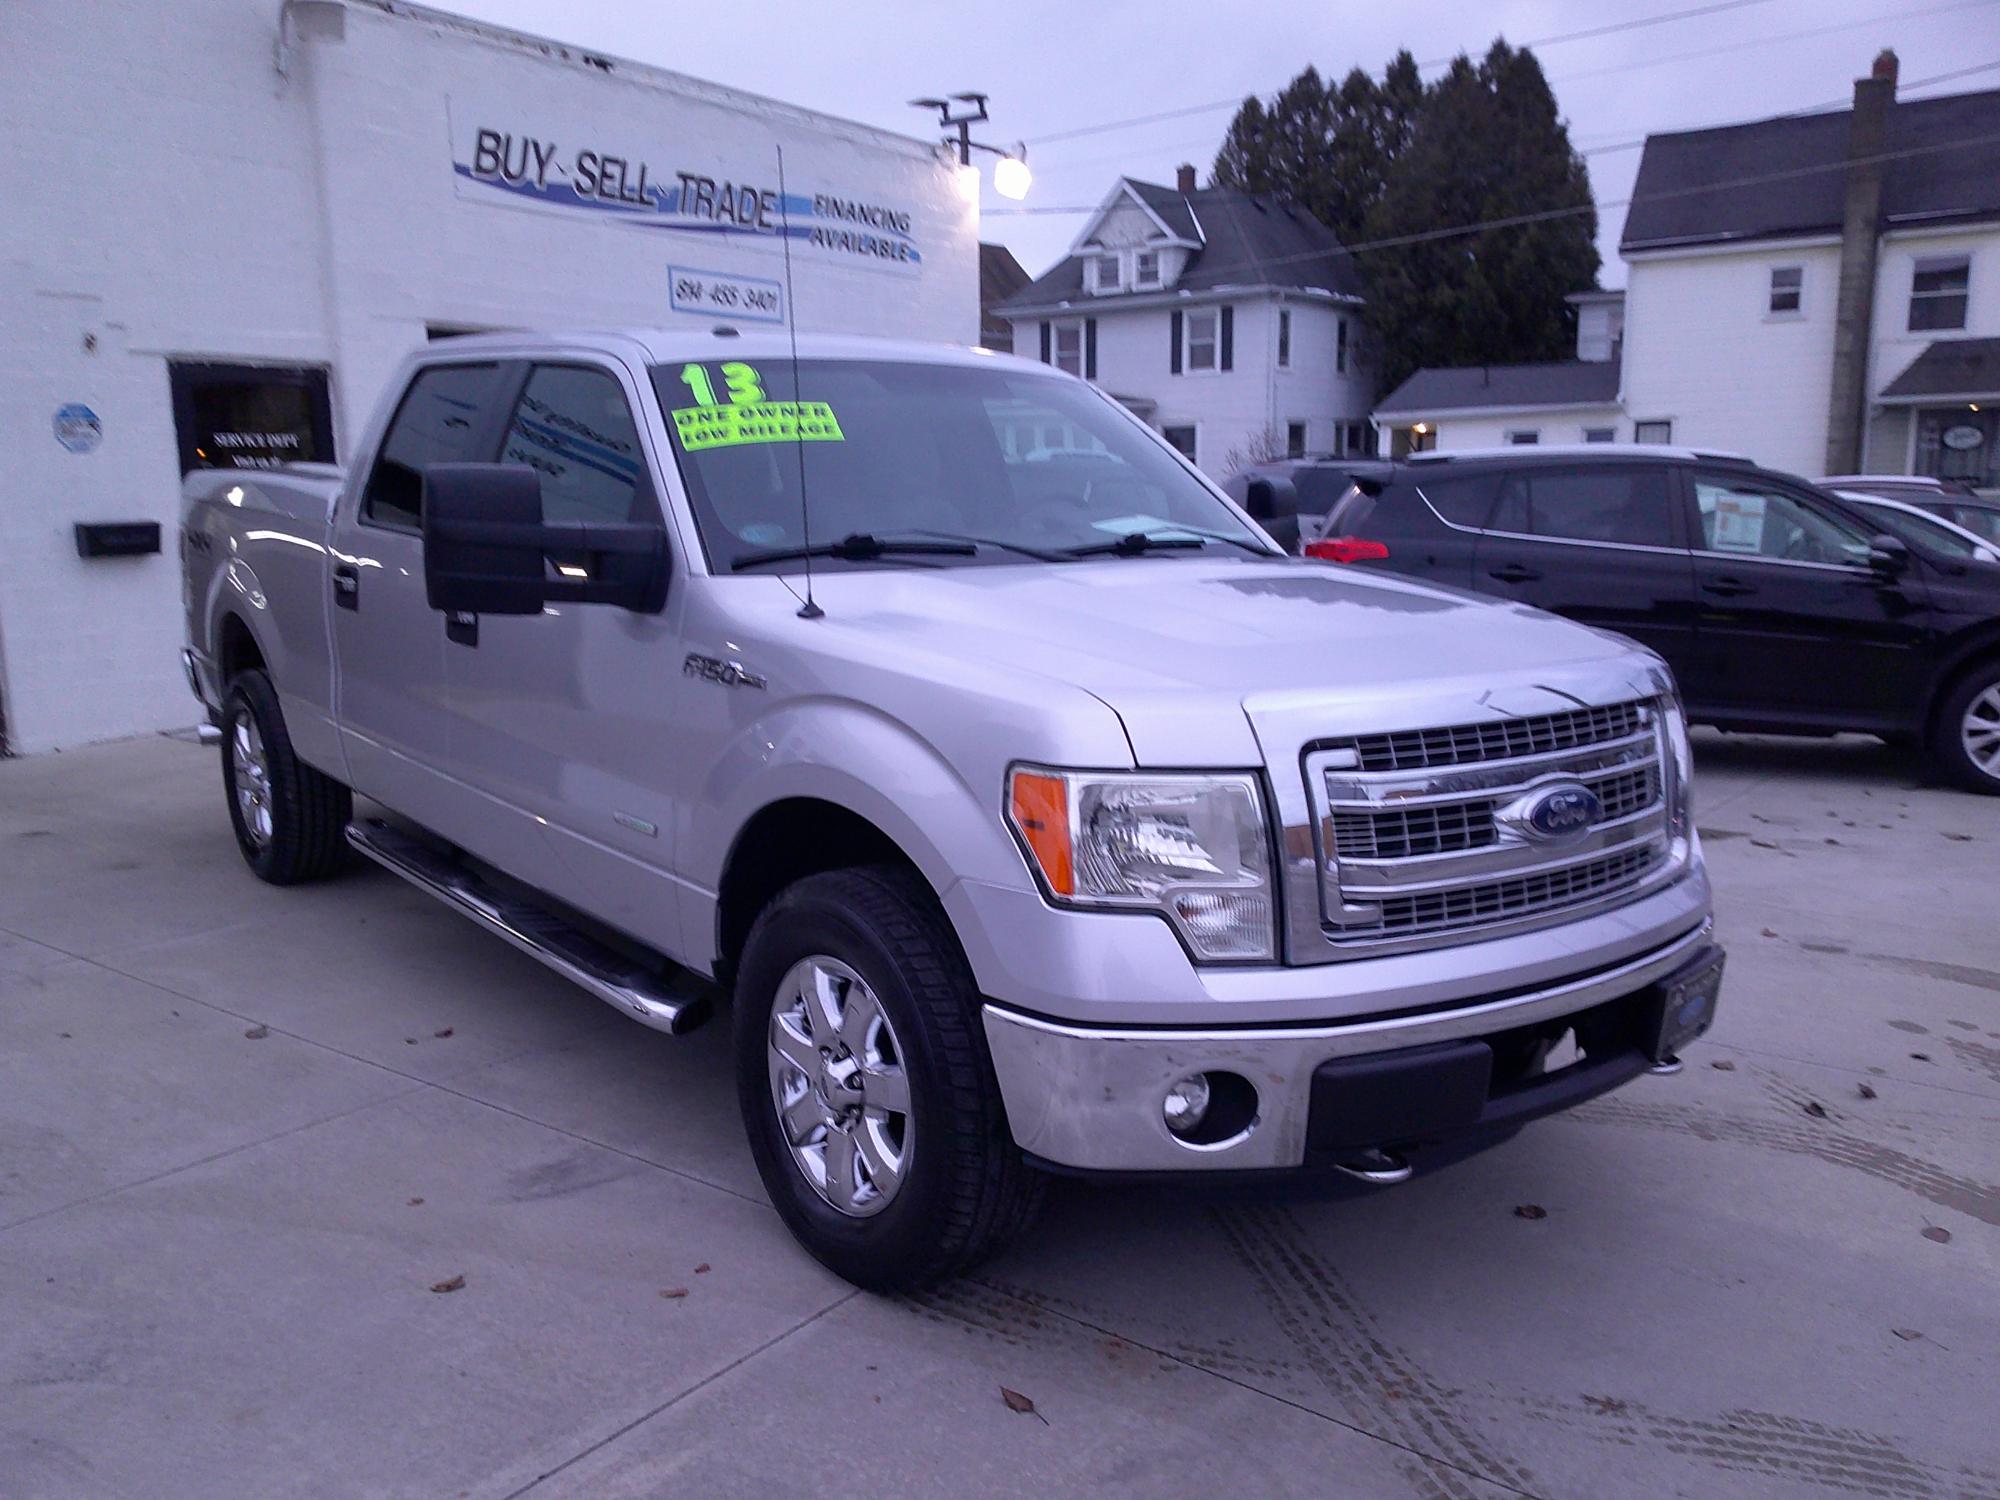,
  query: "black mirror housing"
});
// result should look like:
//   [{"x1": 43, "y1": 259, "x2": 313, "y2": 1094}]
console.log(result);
[
  {"x1": 1867, "y1": 532, "x2": 1913, "y2": 576},
  {"x1": 422, "y1": 463, "x2": 669, "y2": 616},
  {"x1": 424, "y1": 463, "x2": 547, "y2": 615}
]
